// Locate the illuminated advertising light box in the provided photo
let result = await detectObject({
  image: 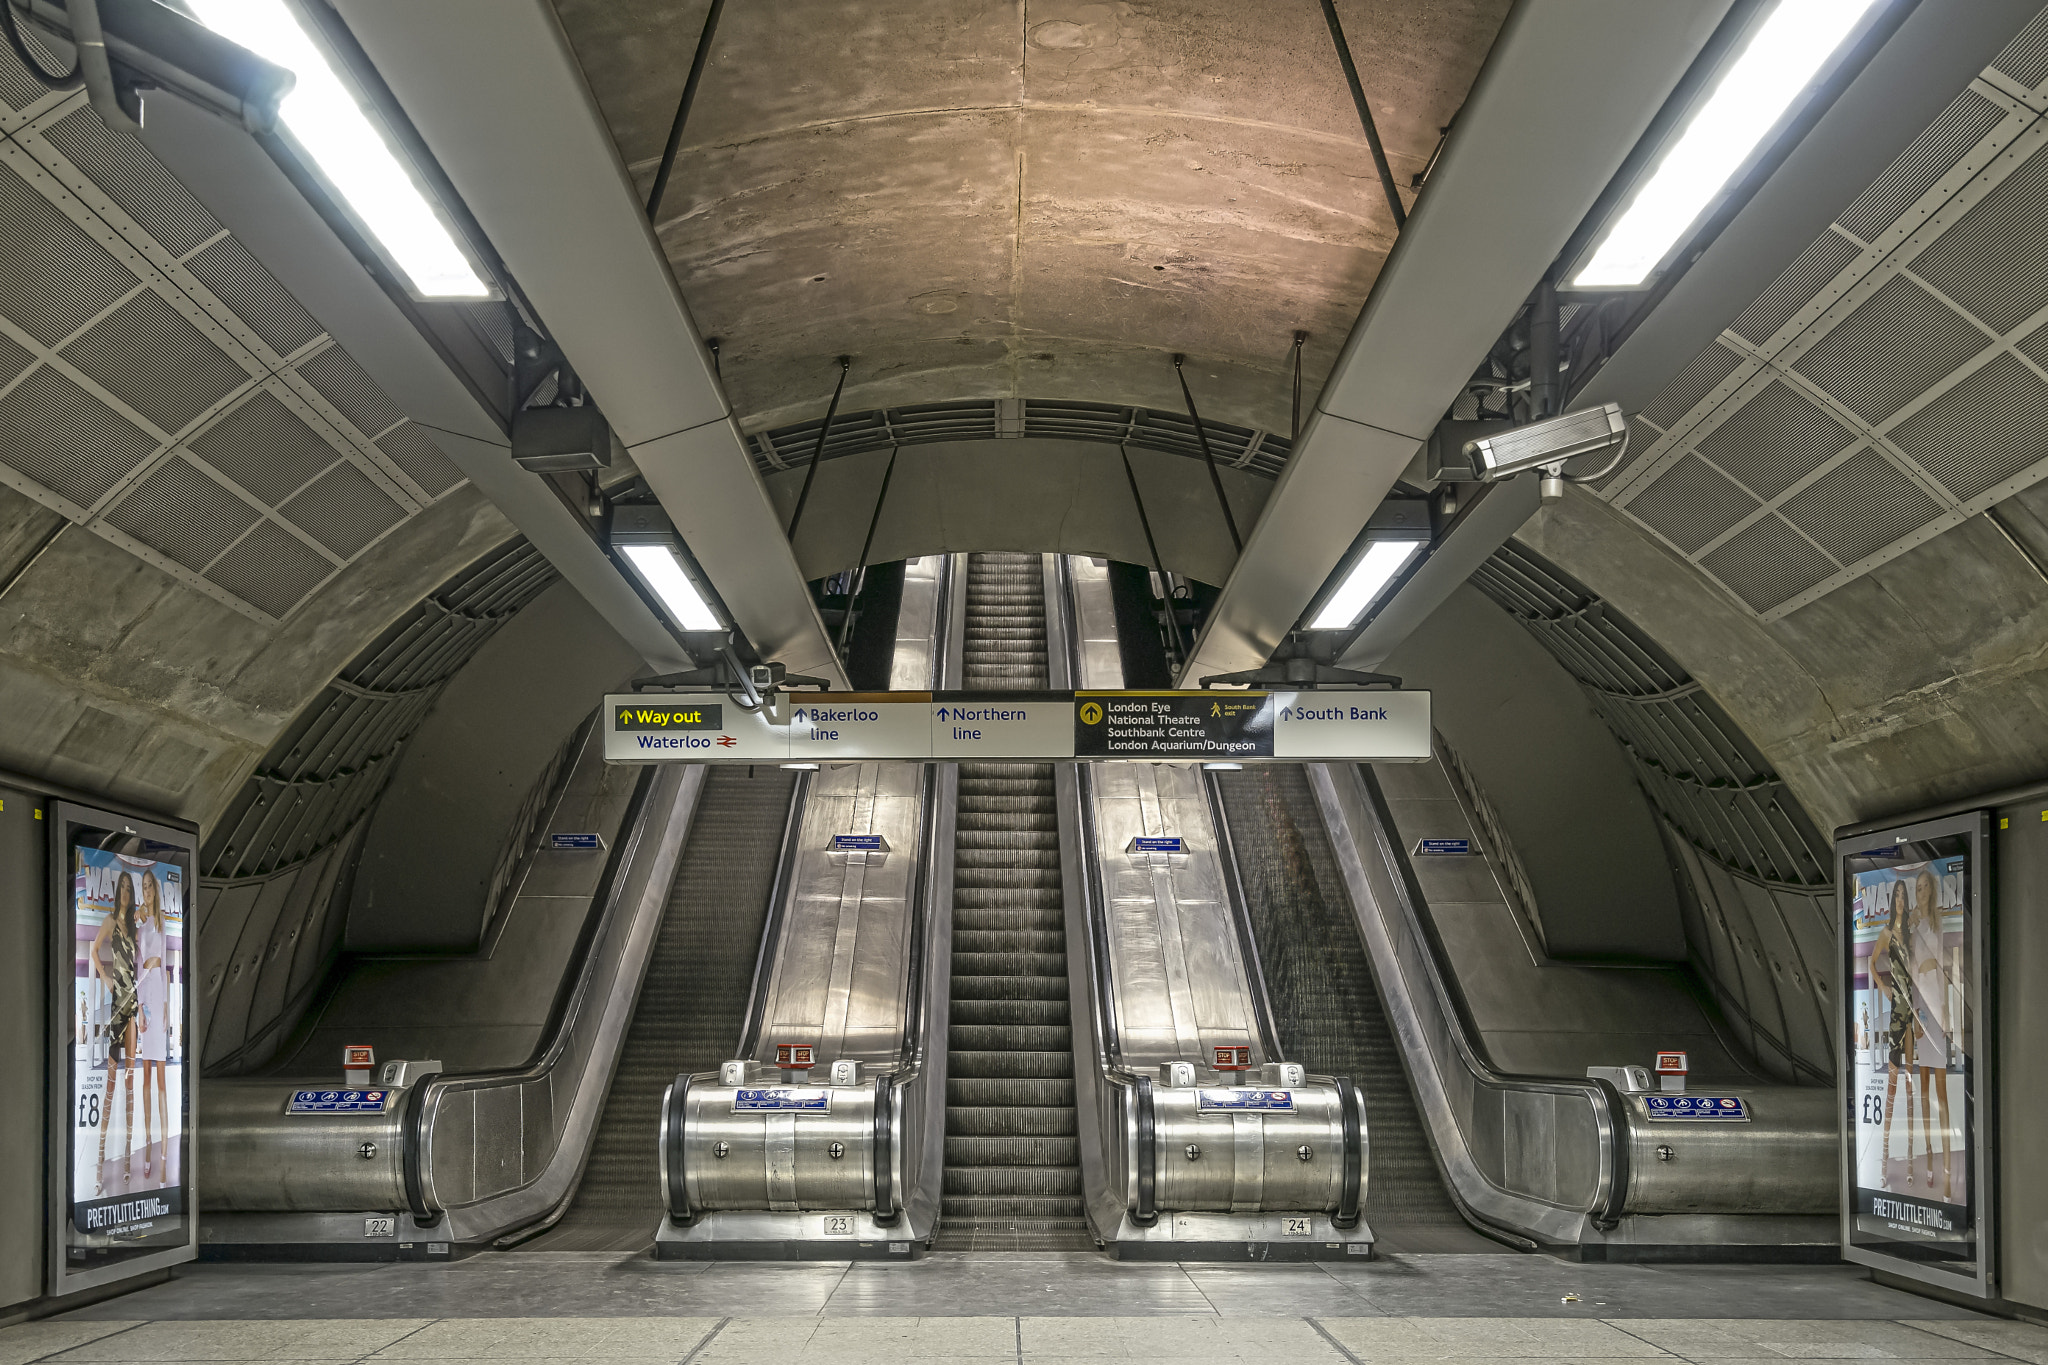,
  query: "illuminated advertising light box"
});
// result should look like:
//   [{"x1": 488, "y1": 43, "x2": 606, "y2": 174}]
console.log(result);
[
  {"x1": 48, "y1": 803, "x2": 198, "y2": 1295},
  {"x1": 1837, "y1": 810, "x2": 1991, "y2": 1297}
]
